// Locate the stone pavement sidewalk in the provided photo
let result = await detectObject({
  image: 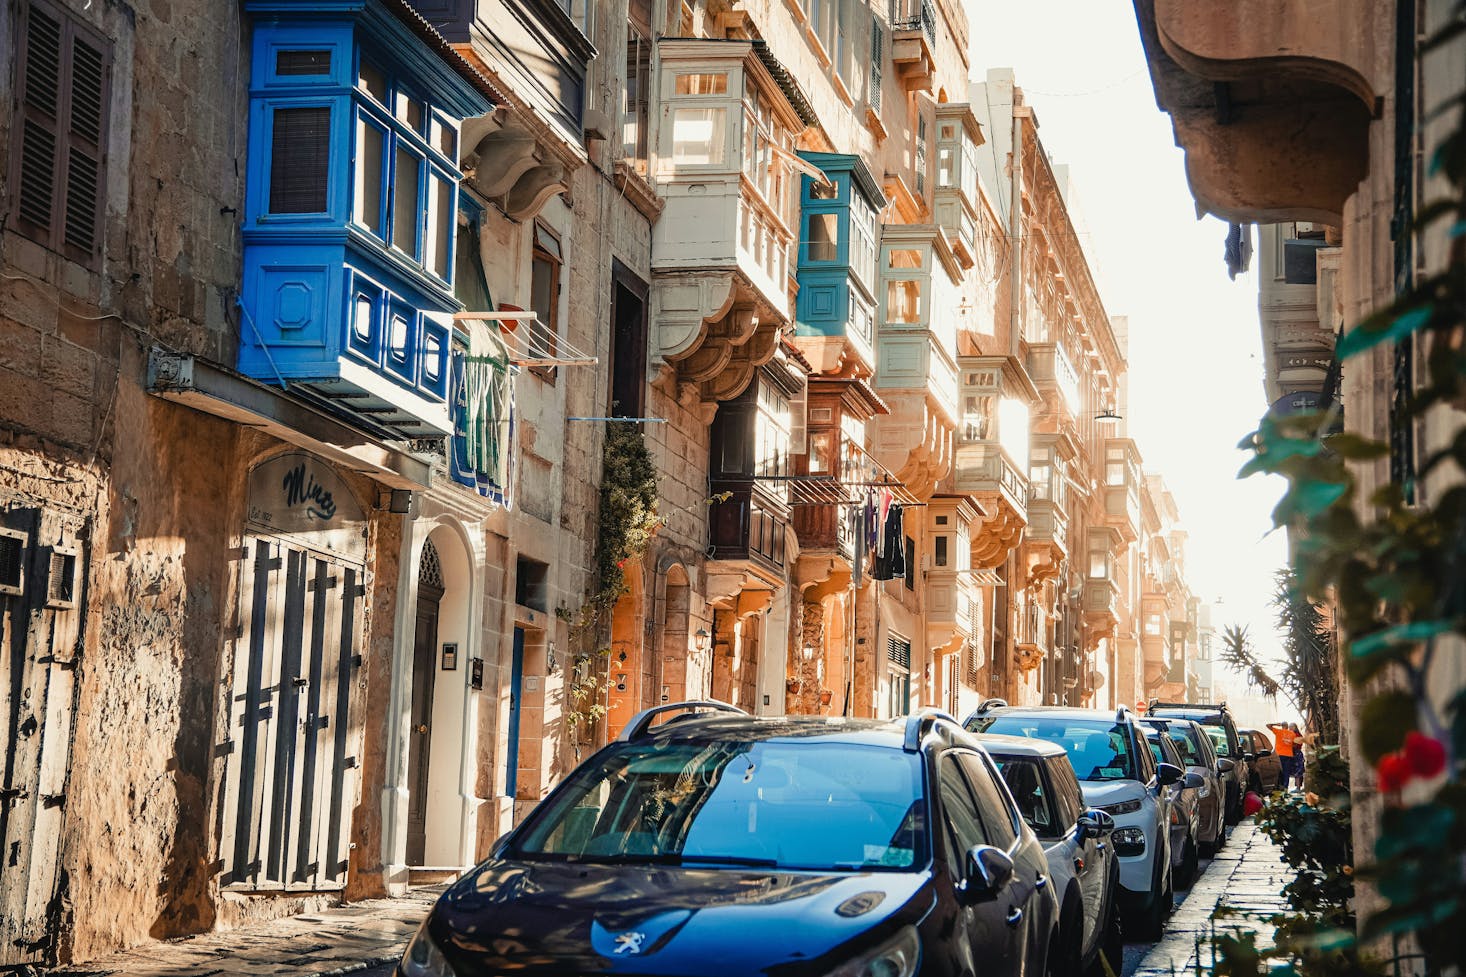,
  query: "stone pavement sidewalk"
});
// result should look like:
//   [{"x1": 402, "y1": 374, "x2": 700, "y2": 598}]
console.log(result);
[
  {"x1": 48, "y1": 886, "x2": 445, "y2": 977},
  {"x1": 1132, "y1": 821, "x2": 1293, "y2": 977}
]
